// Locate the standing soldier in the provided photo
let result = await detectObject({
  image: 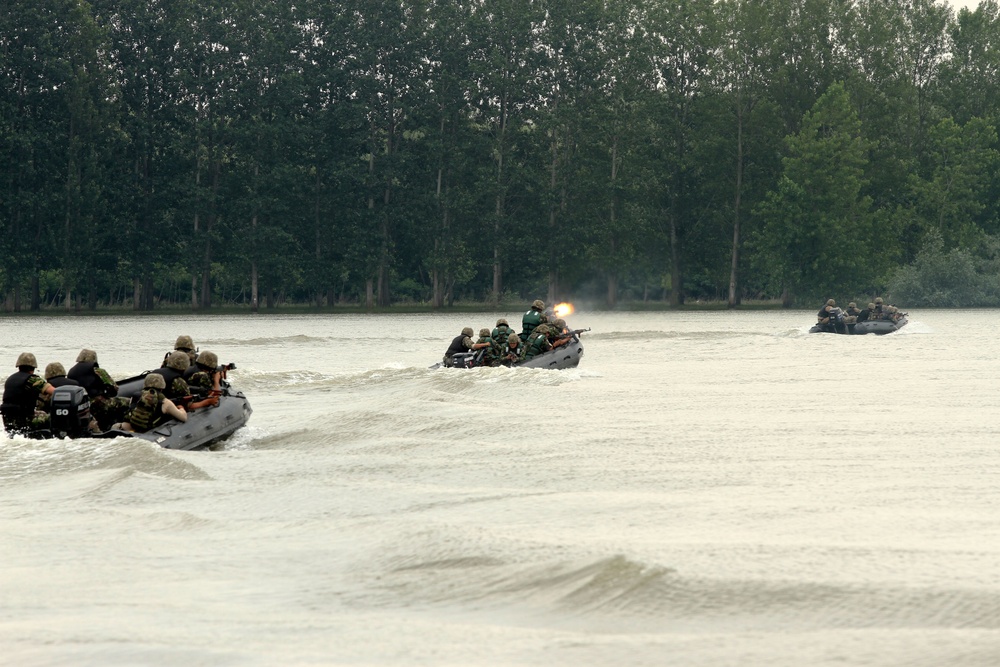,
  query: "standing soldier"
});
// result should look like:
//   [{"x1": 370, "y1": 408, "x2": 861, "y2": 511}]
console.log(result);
[{"x1": 520, "y1": 299, "x2": 547, "y2": 341}]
